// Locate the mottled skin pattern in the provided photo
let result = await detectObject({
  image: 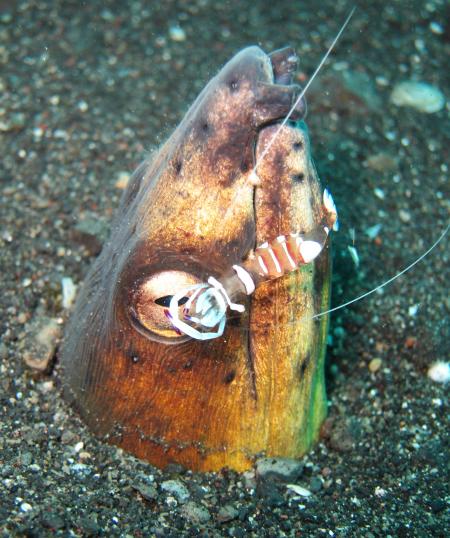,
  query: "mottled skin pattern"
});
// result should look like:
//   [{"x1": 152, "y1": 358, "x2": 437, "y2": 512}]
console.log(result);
[{"x1": 61, "y1": 47, "x2": 330, "y2": 472}]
